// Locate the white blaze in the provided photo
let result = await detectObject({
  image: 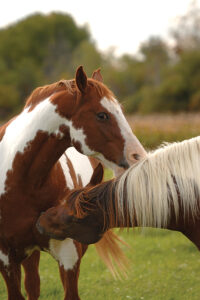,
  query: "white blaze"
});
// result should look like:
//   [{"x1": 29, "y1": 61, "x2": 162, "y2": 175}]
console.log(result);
[
  {"x1": 101, "y1": 97, "x2": 134, "y2": 138},
  {"x1": 100, "y1": 97, "x2": 146, "y2": 167}
]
